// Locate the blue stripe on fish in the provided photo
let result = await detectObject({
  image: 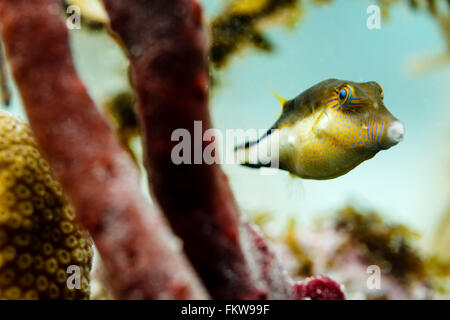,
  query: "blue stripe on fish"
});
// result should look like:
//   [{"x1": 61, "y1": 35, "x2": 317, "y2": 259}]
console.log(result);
[{"x1": 376, "y1": 121, "x2": 384, "y2": 148}]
